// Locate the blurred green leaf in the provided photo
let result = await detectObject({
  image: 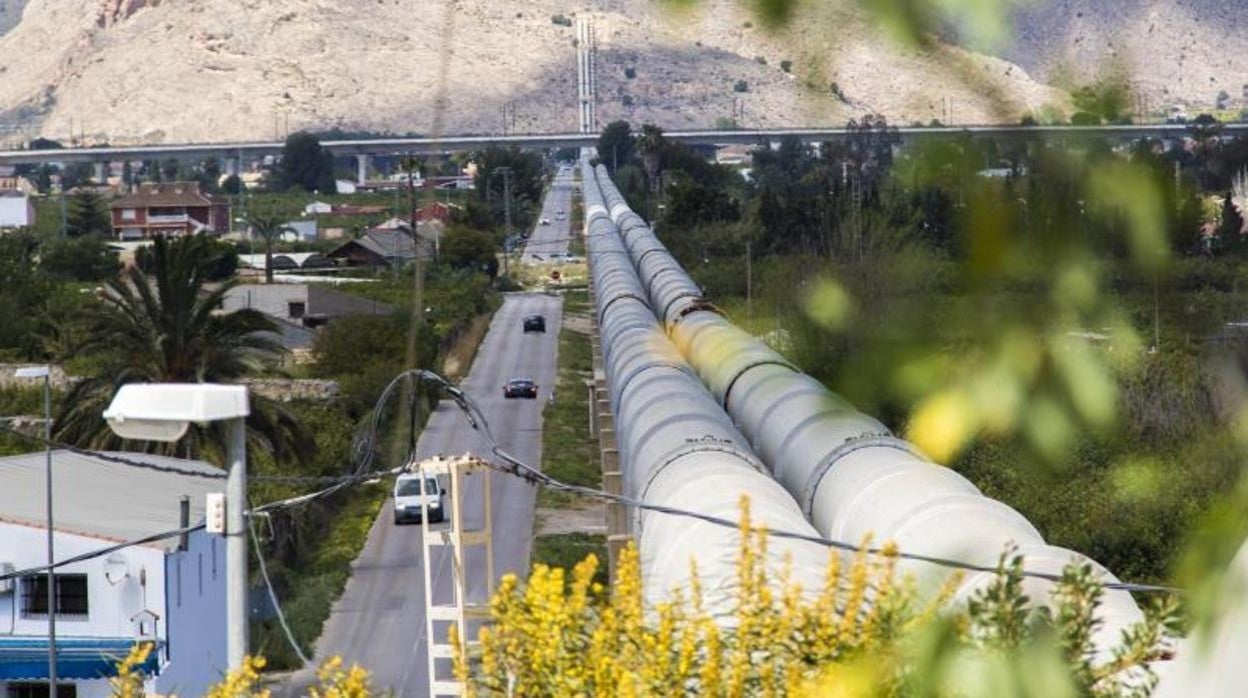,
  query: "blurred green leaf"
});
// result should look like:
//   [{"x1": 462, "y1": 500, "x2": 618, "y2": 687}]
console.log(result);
[
  {"x1": 806, "y1": 277, "x2": 856, "y2": 330},
  {"x1": 1086, "y1": 161, "x2": 1169, "y2": 272}
]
